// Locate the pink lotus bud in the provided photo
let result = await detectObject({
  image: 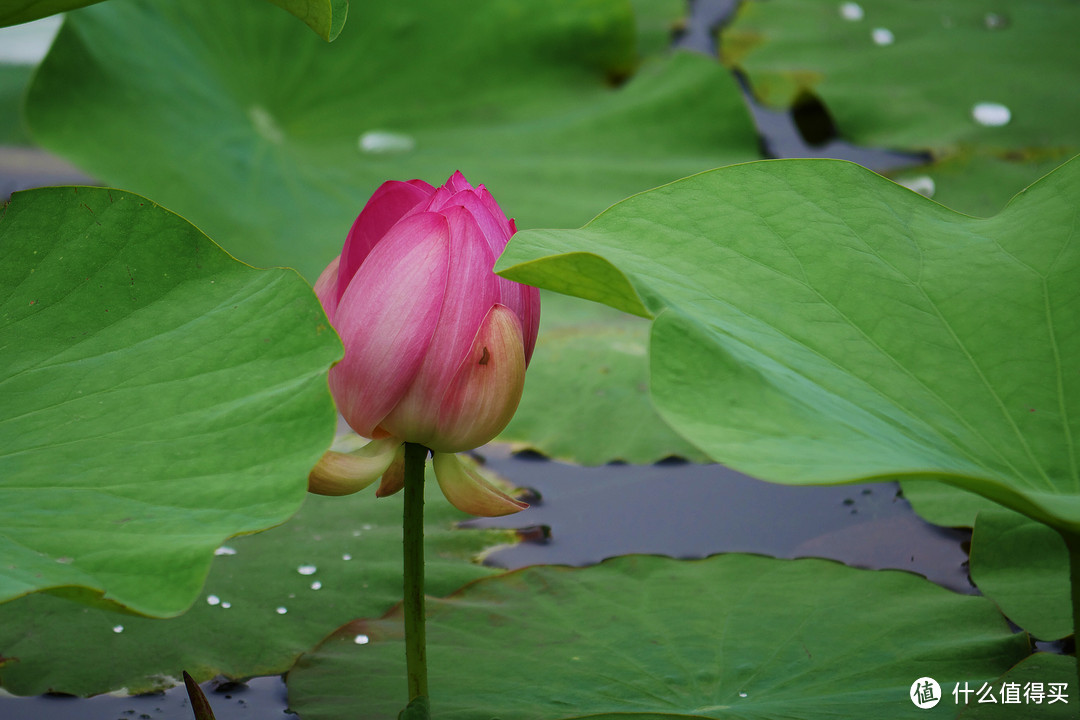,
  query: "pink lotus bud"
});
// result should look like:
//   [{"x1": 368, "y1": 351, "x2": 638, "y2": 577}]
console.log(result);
[{"x1": 311, "y1": 172, "x2": 539, "y2": 515}]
